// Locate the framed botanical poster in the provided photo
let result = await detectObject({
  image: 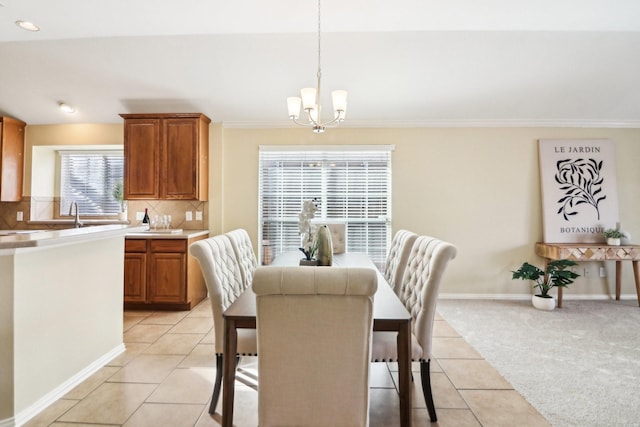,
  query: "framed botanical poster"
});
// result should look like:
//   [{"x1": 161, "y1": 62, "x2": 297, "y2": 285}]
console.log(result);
[{"x1": 538, "y1": 139, "x2": 619, "y2": 243}]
